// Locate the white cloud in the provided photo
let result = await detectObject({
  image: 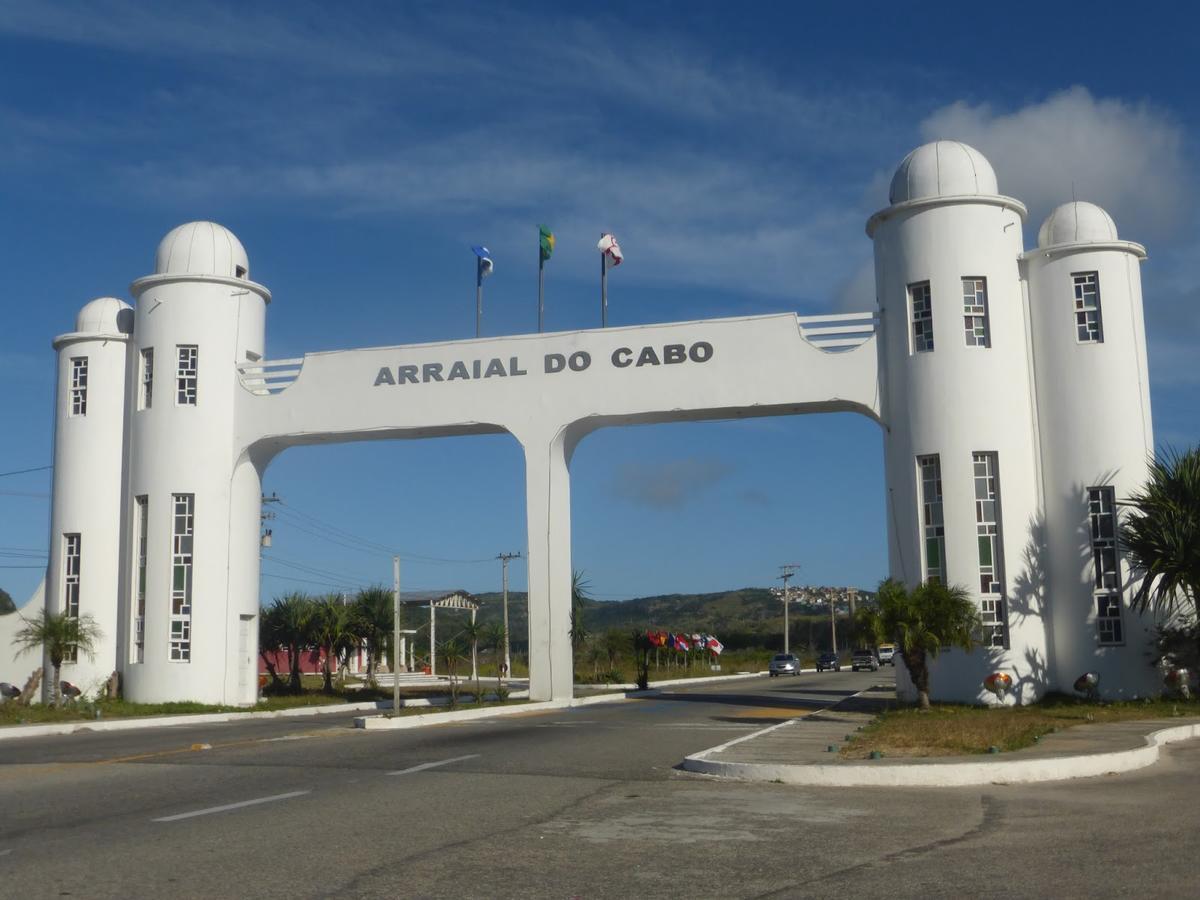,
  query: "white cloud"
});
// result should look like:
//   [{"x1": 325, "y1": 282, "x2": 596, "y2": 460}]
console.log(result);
[{"x1": 920, "y1": 86, "x2": 1191, "y2": 240}]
